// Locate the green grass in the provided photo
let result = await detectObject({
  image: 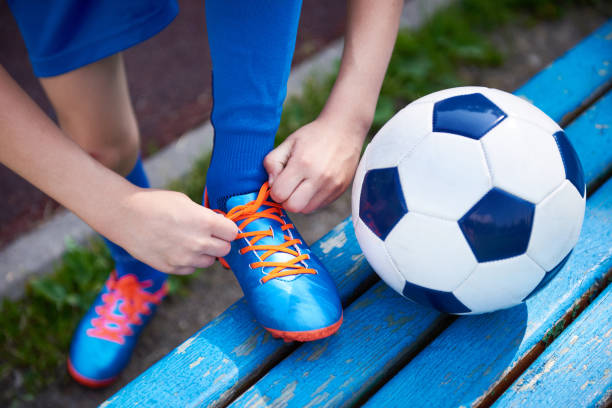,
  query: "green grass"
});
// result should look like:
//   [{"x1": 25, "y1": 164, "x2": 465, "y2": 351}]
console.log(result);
[
  {"x1": 0, "y1": 240, "x2": 199, "y2": 402},
  {"x1": 0, "y1": 0, "x2": 597, "y2": 403}
]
